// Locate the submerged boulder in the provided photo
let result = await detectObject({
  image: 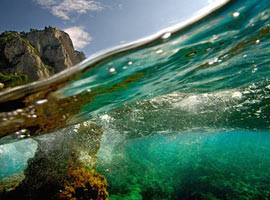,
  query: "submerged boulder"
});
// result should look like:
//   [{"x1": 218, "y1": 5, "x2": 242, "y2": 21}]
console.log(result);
[
  {"x1": 1, "y1": 122, "x2": 108, "y2": 200},
  {"x1": 59, "y1": 163, "x2": 108, "y2": 200}
]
